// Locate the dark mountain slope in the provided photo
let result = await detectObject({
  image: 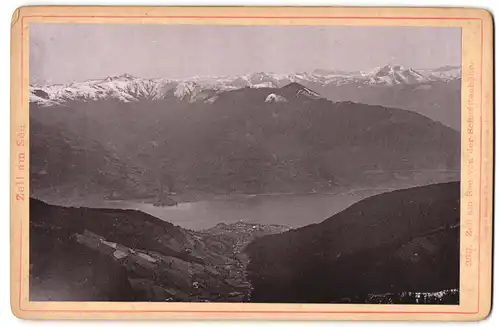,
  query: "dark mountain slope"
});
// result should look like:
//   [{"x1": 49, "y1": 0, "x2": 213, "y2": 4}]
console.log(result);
[
  {"x1": 310, "y1": 79, "x2": 461, "y2": 130},
  {"x1": 29, "y1": 118, "x2": 153, "y2": 203},
  {"x1": 162, "y1": 87, "x2": 460, "y2": 194},
  {"x1": 141, "y1": 85, "x2": 460, "y2": 194},
  {"x1": 30, "y1": 84, "x2": 460, "y2": 201},
  {"x1": 245, "y1": 182, "x2": 460, "y2": 303}
]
